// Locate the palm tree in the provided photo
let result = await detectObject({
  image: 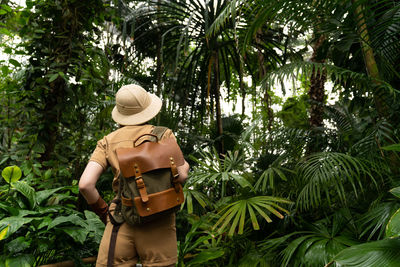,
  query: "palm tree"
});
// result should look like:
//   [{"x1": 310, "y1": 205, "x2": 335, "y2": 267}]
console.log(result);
[{"x1": 123, "y1": 0, "x2": 250, "y2": 154}]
